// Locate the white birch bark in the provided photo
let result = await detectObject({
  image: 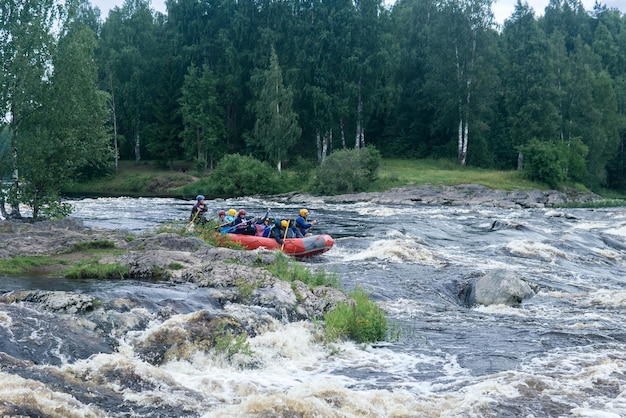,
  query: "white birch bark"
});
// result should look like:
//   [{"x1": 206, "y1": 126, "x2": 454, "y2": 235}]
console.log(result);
[
  {"x1": 355, "y1": 78, "x2": 364, "y2": 149},
  {"x1": 452, "y1": 0, "x2": 491, "y2": 166},
  {"x1": 316, "y1": 130, "x2": 322, "y2": 163},
  {"x1": 321, "y1": 131, "x2": 328, "y2": 163},
  {"x1": 340, "y1": 118, "x2": 346, "y2": 149},
  {"x1": 109, "y1": 71, "x2": 119, "y2": 173},
  {"x1": 134, "y1": 120, "x2": 141, "y2": 164}
]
